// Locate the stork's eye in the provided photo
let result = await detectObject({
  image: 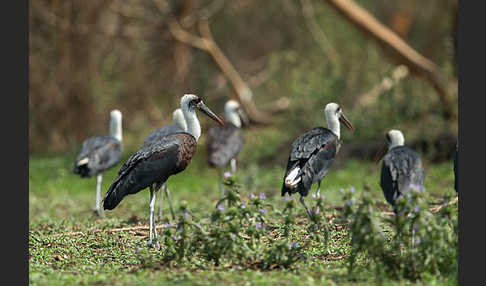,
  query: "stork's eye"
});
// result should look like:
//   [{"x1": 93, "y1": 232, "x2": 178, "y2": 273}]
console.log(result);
[{"x1": 337, "y1": 107, "x2": 342, "y2": 113}]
